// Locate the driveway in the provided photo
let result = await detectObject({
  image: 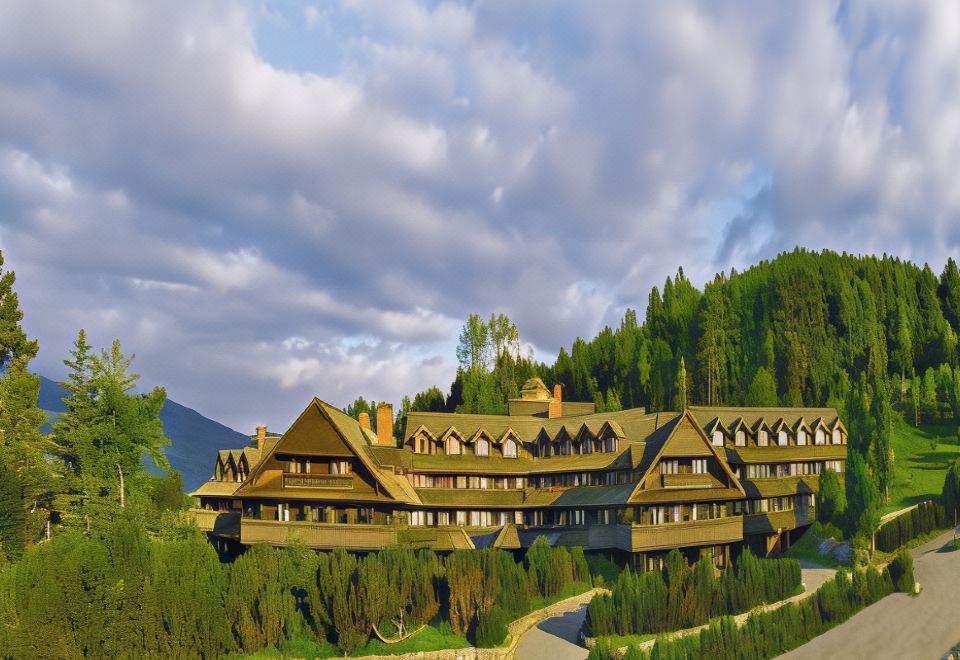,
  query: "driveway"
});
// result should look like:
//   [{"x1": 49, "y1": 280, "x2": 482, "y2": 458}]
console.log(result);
[
  {"x1": 514, "y1": 606, "x2": 589, "y2": 660},
  {"x1": 513, "y1": 566, "x2": 837, "y2": 660},
  {"x1": 781, "y1": 530, "x2": 960, "y2": 660}
]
